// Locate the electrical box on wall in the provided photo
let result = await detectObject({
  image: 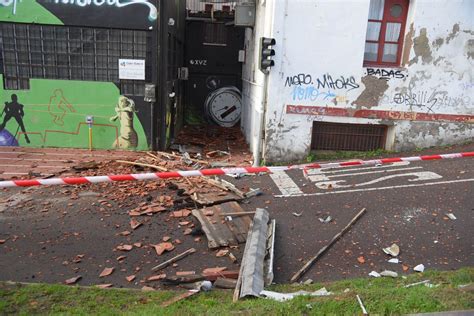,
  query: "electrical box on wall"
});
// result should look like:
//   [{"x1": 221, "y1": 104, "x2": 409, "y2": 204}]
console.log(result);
[{"x1": 235, "y1": 3, "x2": 255, "y2": 27}]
